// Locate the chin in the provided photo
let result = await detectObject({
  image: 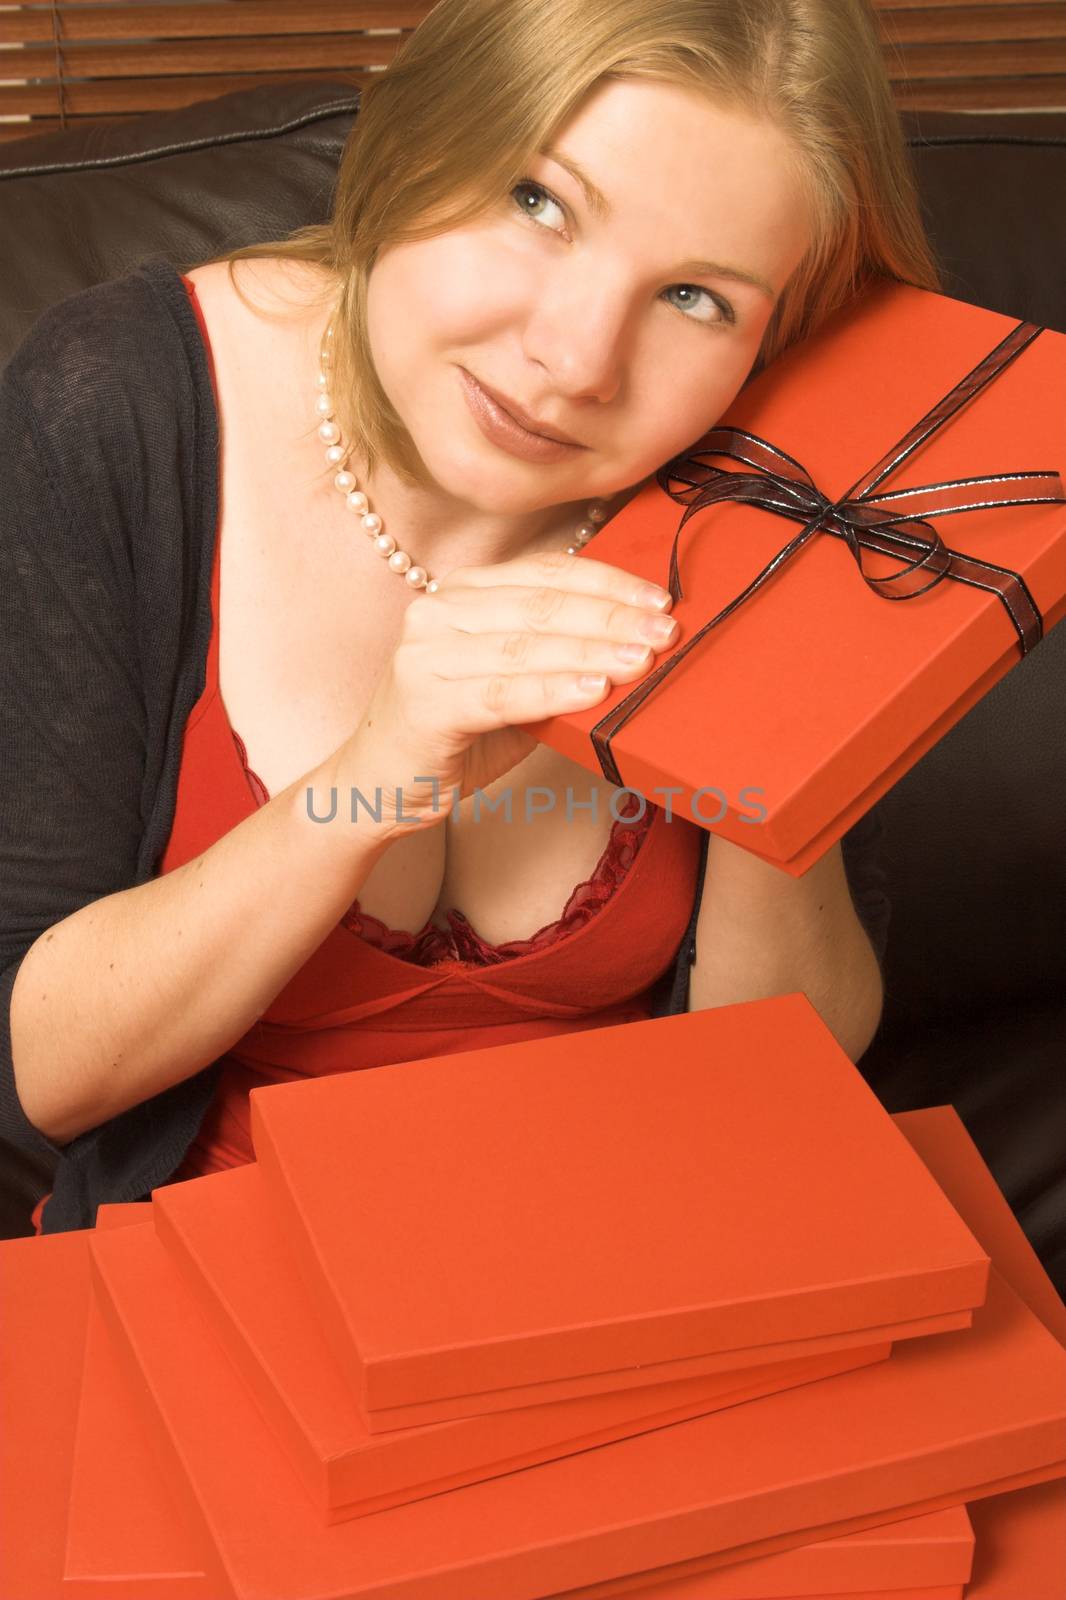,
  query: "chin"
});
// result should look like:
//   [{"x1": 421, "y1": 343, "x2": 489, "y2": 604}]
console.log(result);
[{"x1": 429, "y1": 445, "x2": 556, "y2": 511}]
